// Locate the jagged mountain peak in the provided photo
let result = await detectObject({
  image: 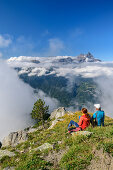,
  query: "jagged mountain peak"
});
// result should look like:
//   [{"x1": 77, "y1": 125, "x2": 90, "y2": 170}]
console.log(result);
[{"x1": 76, "y1": 52, "x2": 101, "y2": 63}]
